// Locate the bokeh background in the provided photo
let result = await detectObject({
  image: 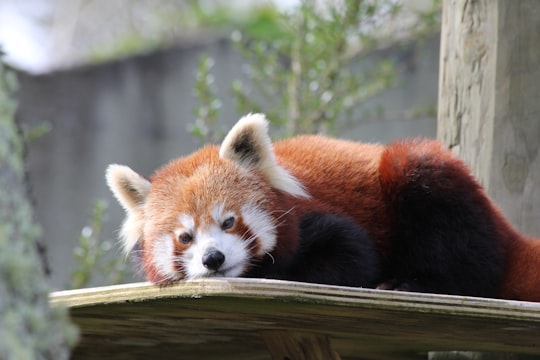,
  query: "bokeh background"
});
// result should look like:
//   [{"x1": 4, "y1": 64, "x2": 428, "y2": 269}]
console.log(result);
[{"x1": 1, "y1": 0, "x2": 441, "y2": 289}]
